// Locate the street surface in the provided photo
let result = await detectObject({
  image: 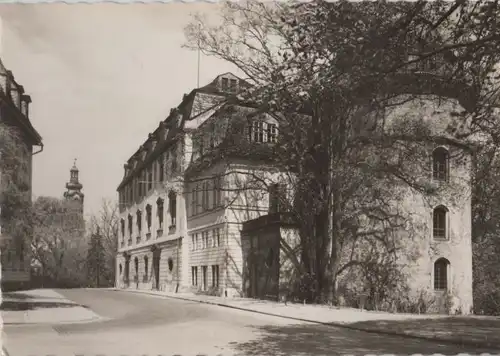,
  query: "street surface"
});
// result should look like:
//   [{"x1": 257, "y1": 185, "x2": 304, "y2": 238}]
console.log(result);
[{"x1": 3, "y1": 289, "x2": 499, "y2": 356}]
